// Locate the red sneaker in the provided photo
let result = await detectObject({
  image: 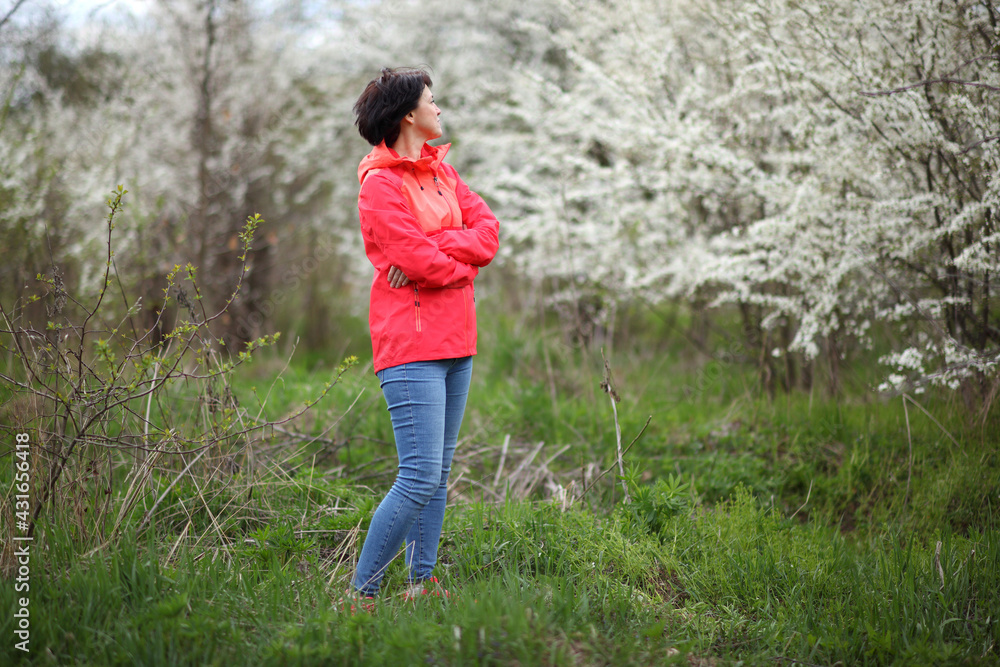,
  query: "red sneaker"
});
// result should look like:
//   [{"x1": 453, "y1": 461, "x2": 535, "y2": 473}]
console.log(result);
[
  {"x1": 402, "y1": 576, "x2": 451, "y2": 601},
  {"x1": 338, "y1": 589, "x2": 376, "y2": 613}
]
